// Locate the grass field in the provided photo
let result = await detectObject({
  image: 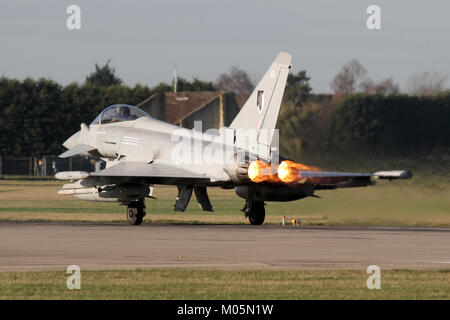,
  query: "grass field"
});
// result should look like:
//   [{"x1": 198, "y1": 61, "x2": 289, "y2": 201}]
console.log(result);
[
  {"x1": 1, "y1": 179, "x2": 449, "y2": 300},
  {"x1": 0, "y1": 179, "x2": 449, "y2": 227},
  {"x1": 0, "y1": 269, "x2": 449, "y2": 299}
]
